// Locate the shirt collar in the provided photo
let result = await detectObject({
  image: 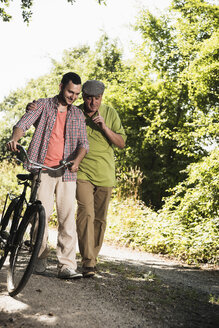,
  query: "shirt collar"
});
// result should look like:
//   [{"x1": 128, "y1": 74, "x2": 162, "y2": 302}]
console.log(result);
[{"x1": 53, "y1": 95, "x2": 74, "y2": 112}]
